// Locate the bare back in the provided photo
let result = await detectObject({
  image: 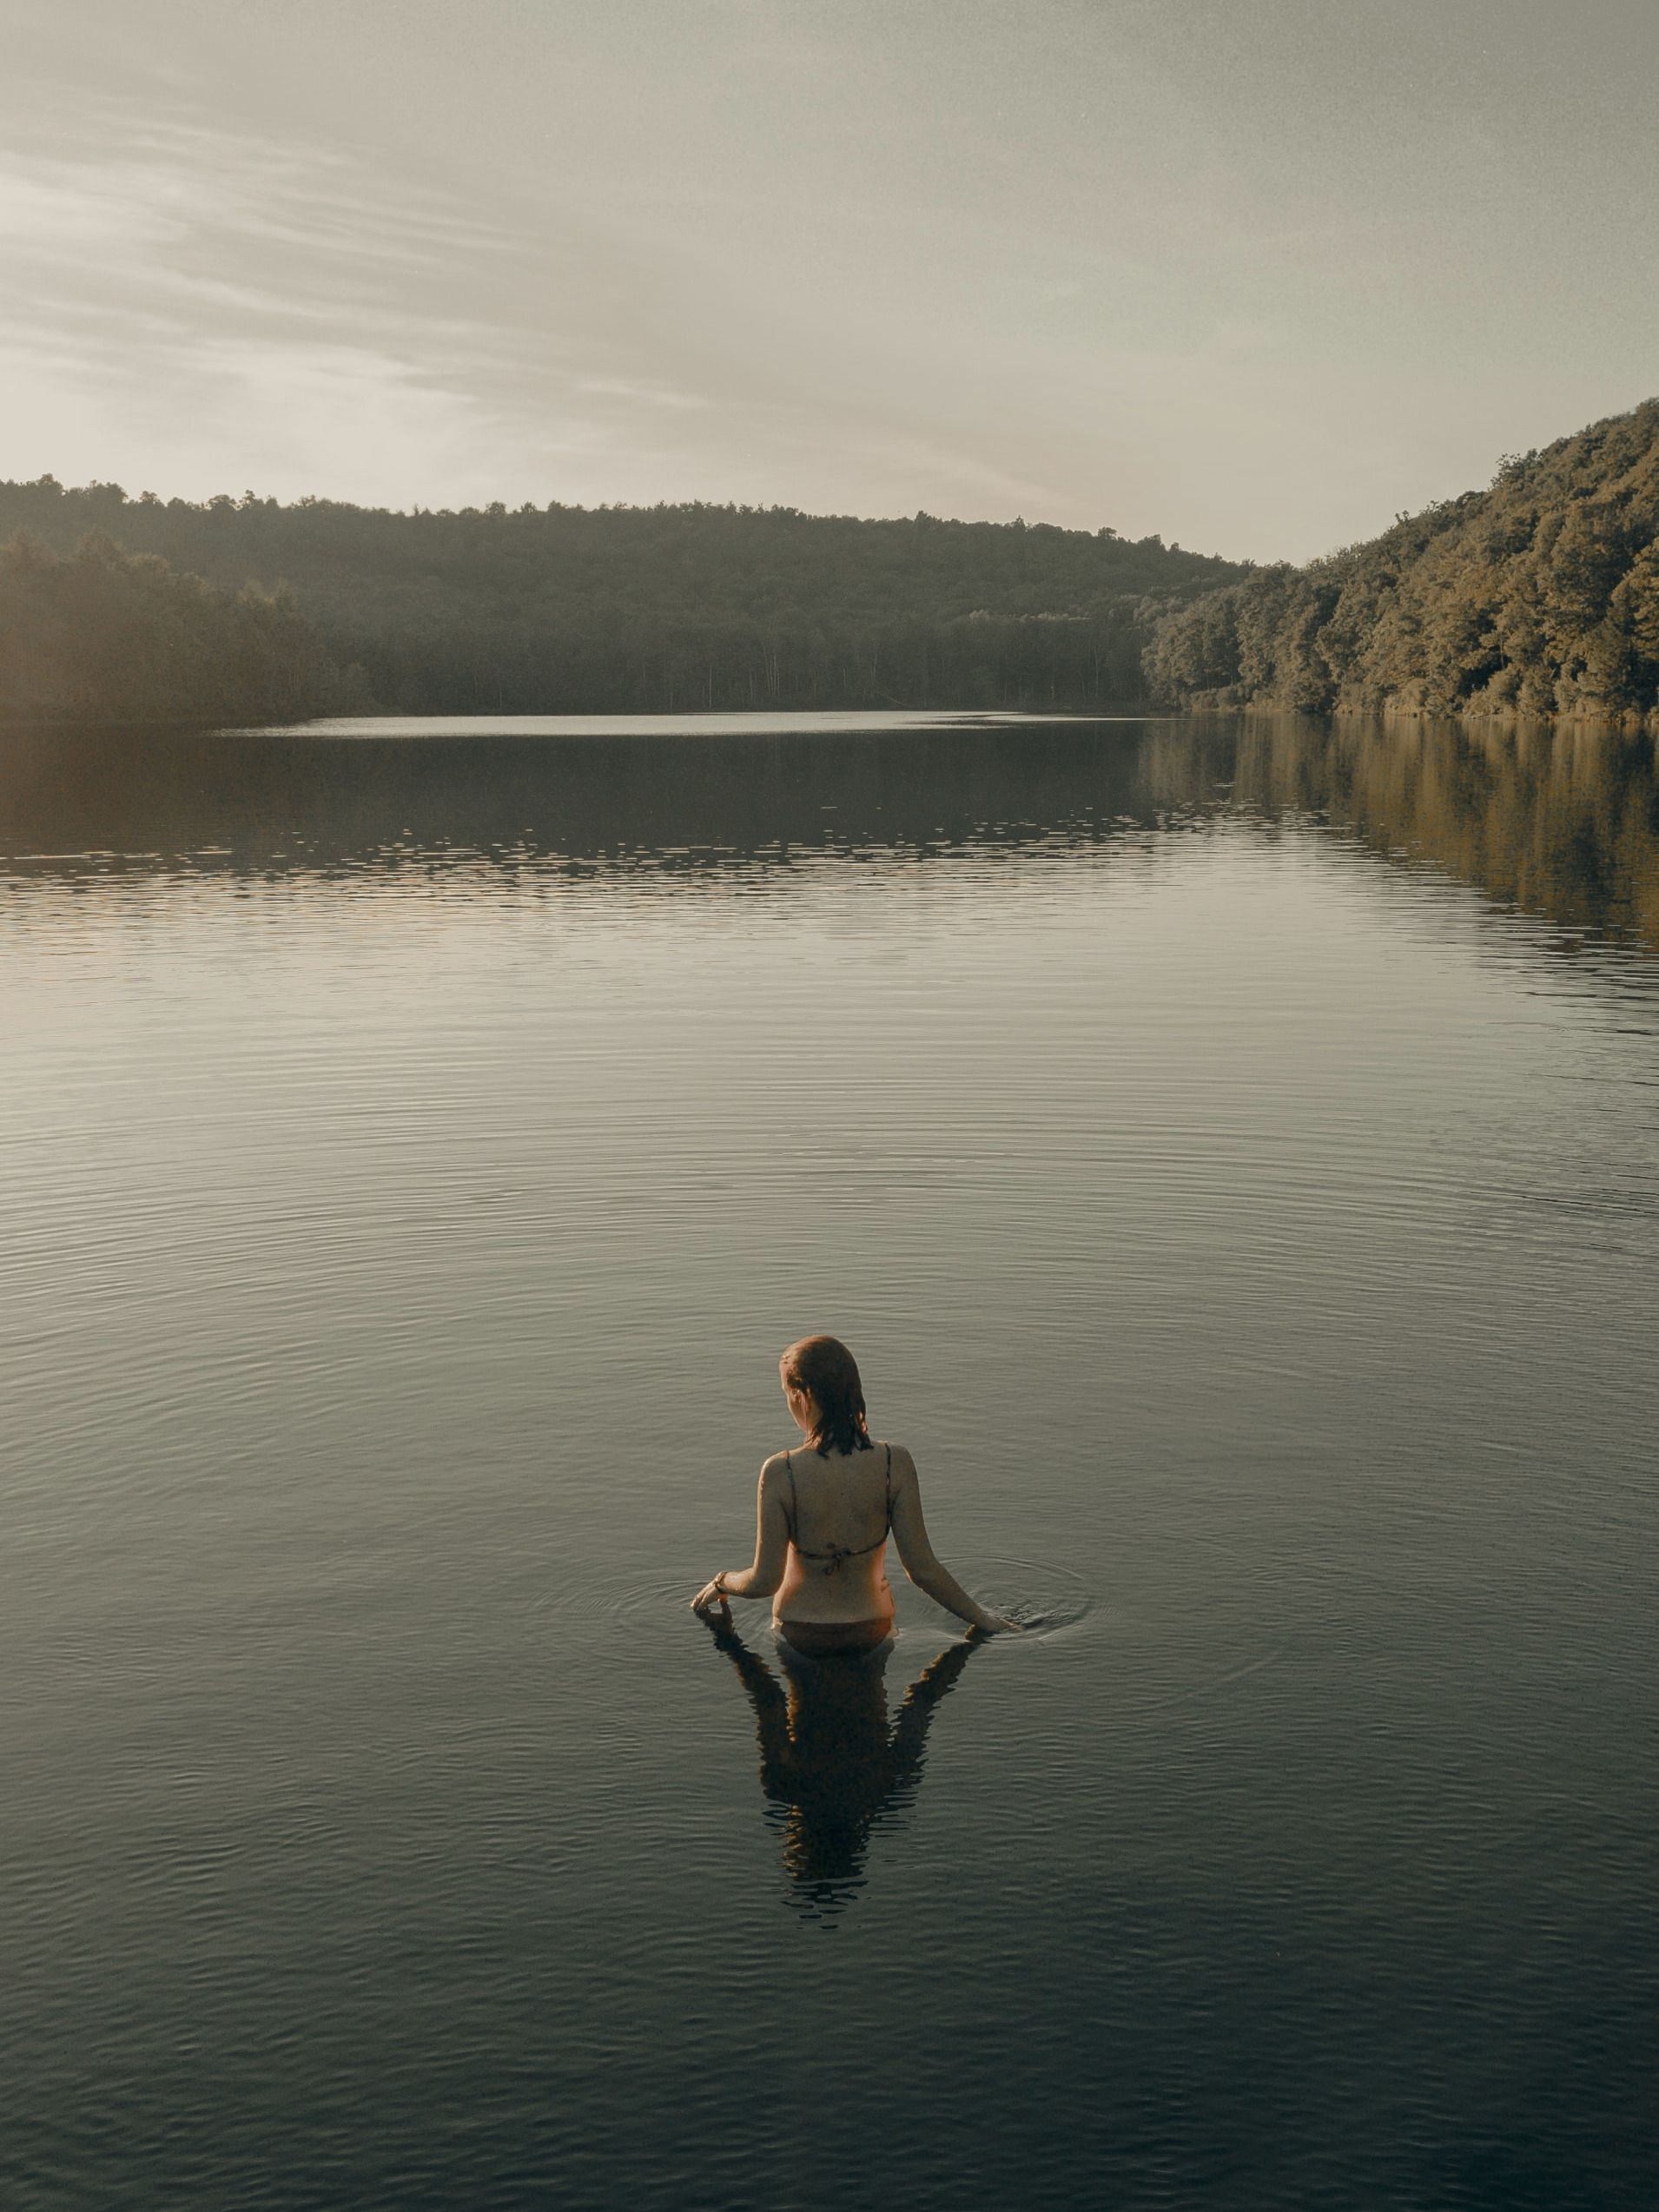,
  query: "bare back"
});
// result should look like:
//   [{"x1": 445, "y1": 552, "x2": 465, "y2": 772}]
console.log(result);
[
  {"x1": 771, "y1": 1440, "x2": 897, "y2": 1627},
  {"x1": 697, "y1": 1430, "x2": 1005, "y2": 1638}
]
